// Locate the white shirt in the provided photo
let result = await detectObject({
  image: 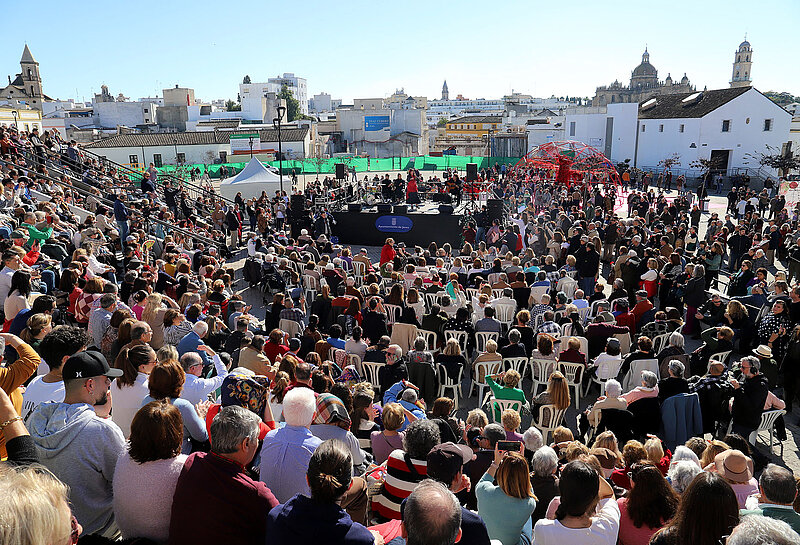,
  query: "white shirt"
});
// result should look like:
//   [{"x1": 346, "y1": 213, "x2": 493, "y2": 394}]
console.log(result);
[
  {"x1": 533, "y1": 497, "x2": 620, "y2": 545},
  {"x1": 180, "y1": 354, "x2": 228, "y2": 405},
  {"x1": 21, "y1": 376, "x2": 64, "y2": 421},
  {"x1": 111, "y1": 372, "x2": 150, "y2": 438},
  {"x1": 0, "y1": 266, "x2": 15, "y2": 307}
]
